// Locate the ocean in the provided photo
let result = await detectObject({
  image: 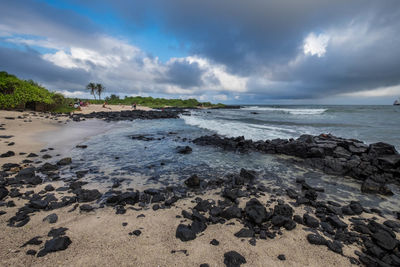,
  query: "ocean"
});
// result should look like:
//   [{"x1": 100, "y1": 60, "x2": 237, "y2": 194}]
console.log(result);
[
  {"x1": 45, "y1": 105, "x2": 400, "y2": 214},
  {"x1": 182, "y1": 105, "x2": 400, "y2": 149}
]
